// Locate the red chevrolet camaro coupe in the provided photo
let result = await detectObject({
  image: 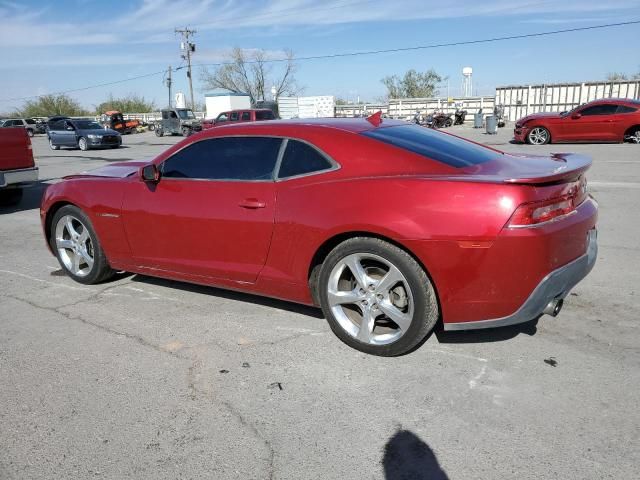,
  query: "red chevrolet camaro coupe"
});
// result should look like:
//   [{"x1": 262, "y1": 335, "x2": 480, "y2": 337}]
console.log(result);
[
  {"x1": 514, "y1": 98, "x2": 640, "y2": 145},
  {"x1": 41, "y1": 116, "x2": 598, "y2": 356}
]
